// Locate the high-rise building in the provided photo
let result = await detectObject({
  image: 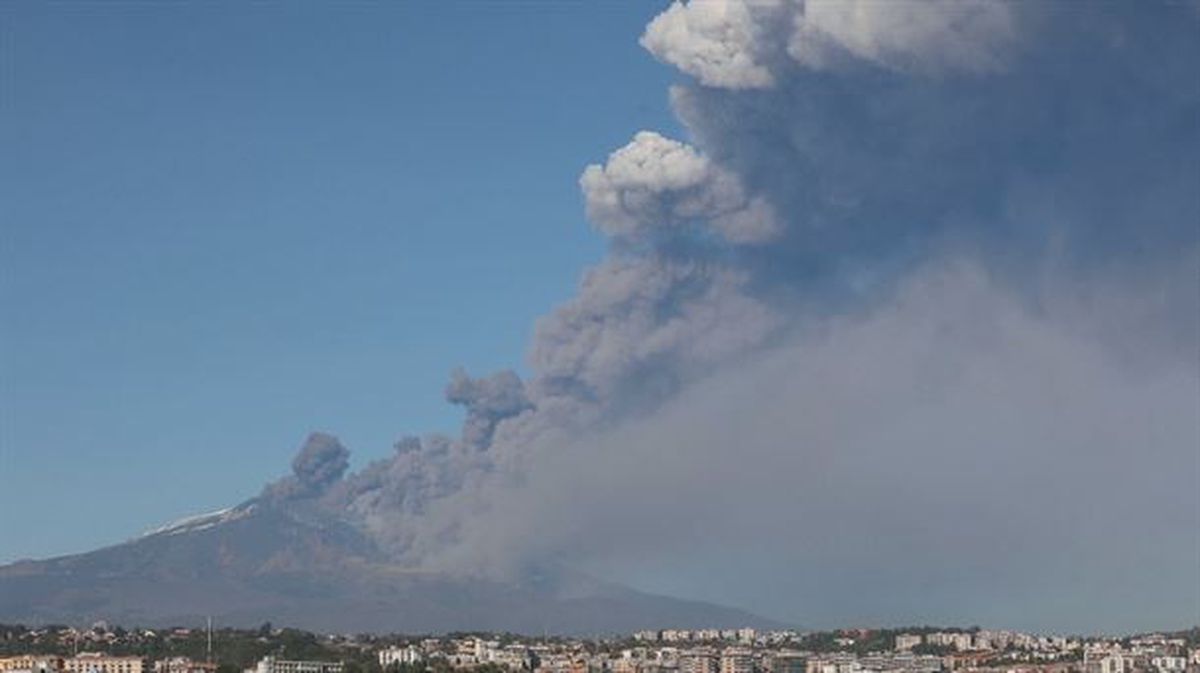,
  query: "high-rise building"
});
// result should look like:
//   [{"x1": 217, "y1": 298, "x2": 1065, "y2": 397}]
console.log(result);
[
  {"x1": 680, "y1": 654, "x2": 719, "y2": 673},
  {"x1": 720, "y1": 650, "x2": 753, "y2": 673}
]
